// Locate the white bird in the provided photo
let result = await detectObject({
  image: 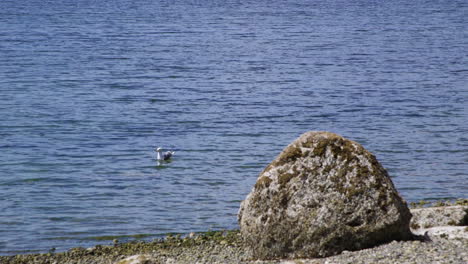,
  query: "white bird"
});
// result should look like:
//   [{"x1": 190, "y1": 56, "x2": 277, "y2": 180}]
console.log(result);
[{"x1": 155, "y1": 147, "x2": 175, "y2": 161}]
